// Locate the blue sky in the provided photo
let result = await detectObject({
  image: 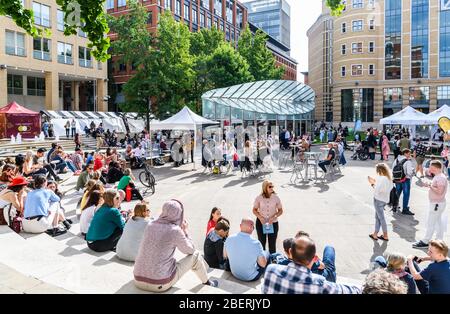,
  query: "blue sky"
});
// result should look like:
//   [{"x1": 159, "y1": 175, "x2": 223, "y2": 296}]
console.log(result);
[{"x1": 287, "y1": 0, "x2": 322, "y2": 77}]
